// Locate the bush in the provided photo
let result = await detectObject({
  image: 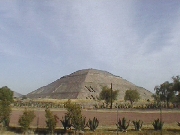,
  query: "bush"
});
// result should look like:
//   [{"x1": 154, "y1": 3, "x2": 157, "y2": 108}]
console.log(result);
[
  {"x1": 0, "y1": 86, "x2": 13, "y2": 129},
  {"x1": 86, "y1": 117, "x2": 99, "y2": 131},
  {"x1": 177, "y1": 122, "x2": 180, "y2": 126},
  {"x1": 64, "y1": 100, "x2": 86, "y2": 131},
  {"x1": 132, "y1": 120, "x2": 143, "y2": 131},
  {"x1": 152, "y1": 118, "x2": 164, "y2": 130},
  {"x1": 45, "y1": 108, "x2": 59, "y2": 134},
  {"x1": 116, "y1": 117, "x2": 130, "y2": 132},
  {"x1": 60, "y1": 115, "x2": 72, "y2": 132},
  {"x1": 18, "y1": 108, "x2": 35, "y2": 134}
]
